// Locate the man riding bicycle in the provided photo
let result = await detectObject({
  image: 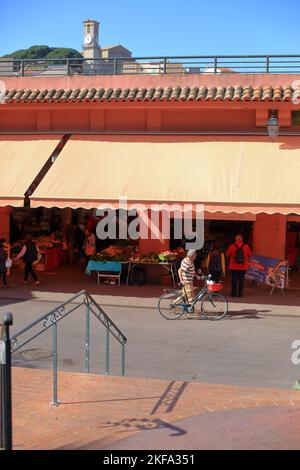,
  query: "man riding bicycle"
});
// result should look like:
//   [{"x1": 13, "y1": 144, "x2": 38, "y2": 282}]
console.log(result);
[{"x1": 178, "y1": 249, "x2": 201, "y2": 302}]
